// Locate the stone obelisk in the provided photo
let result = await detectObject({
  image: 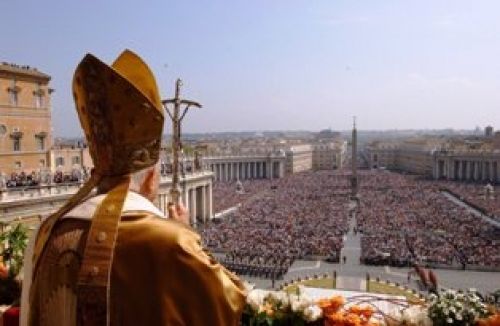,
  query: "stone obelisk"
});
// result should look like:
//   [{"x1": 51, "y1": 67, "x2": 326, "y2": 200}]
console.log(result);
[{"x1": 351, "y1": 117, "x2": 358, "y2": 199}]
